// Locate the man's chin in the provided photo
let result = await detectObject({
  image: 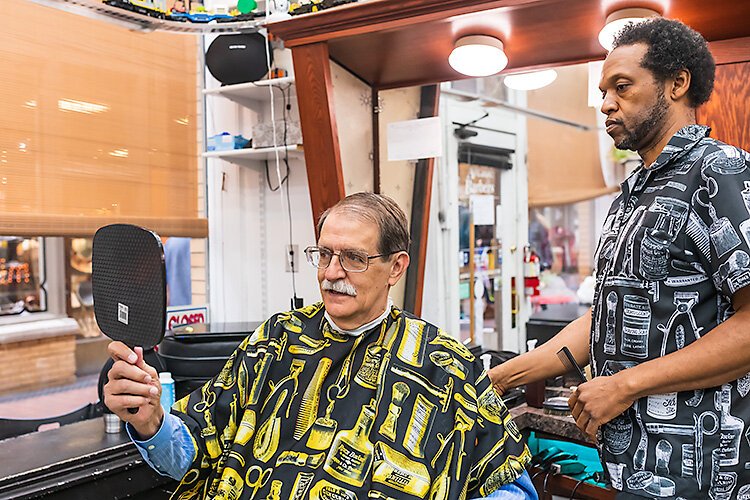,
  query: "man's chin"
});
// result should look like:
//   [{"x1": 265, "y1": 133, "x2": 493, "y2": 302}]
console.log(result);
[{"x1": 613, "y1": 138, "x2": 636, "y2": 151}]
